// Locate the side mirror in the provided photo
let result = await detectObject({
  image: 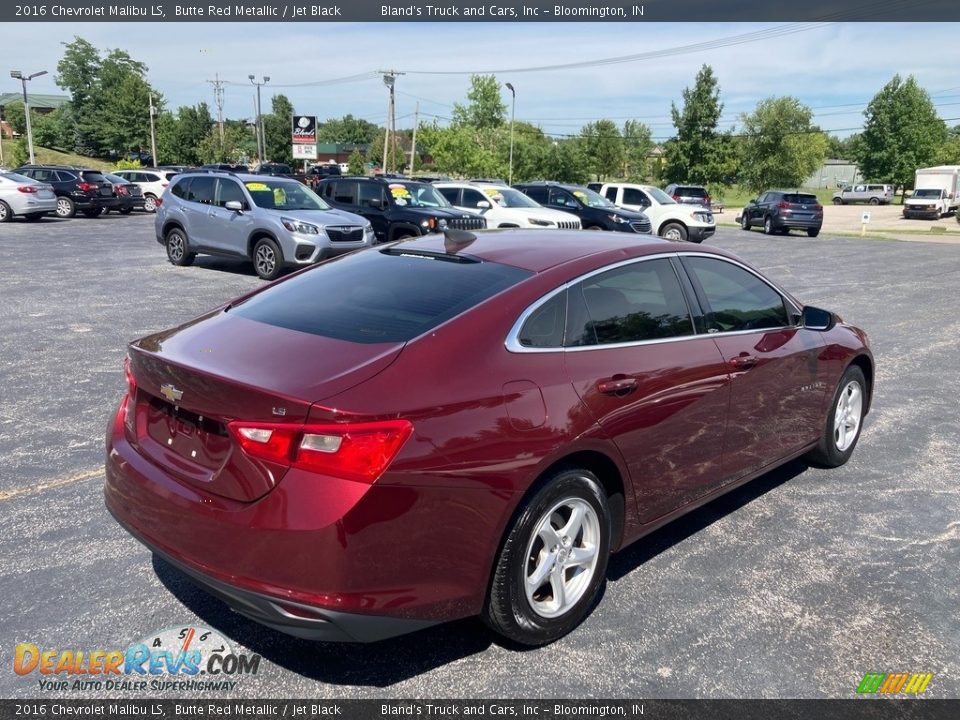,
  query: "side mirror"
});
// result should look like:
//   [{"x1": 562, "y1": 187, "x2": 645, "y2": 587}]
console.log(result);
[
  {"x1": 749, "y1": 198, "x2": 757, "y2": 204},
  {"x1": 476, "y1": 200, "x2": 491, "y2": 209},
  {"x1": 802, "y1": 305, "x2": 835, "y2": 331},
  {"x1": 225, "y1": 200, "x2": 243, "y2": 213},
  {"x1": 367, "y1": 198, "x2": 384, "y2": 209}
]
